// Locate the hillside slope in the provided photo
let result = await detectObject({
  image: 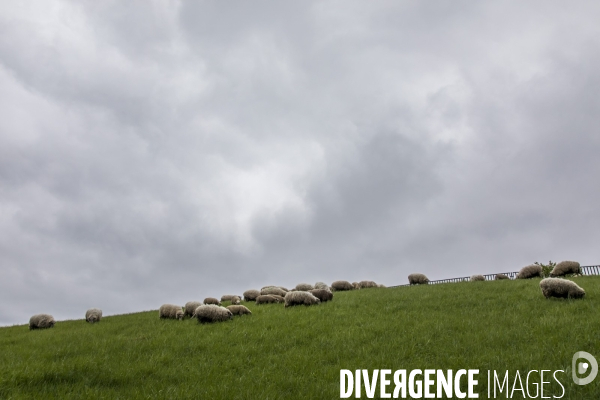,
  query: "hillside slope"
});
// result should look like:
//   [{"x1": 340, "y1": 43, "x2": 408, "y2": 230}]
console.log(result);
[{"x1": 1, "y1": 277, "x2": 599, "y2": 399}]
